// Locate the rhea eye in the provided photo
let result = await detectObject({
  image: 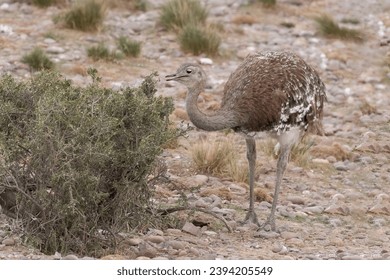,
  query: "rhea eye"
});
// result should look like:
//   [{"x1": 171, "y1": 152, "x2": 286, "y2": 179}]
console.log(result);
[{"x1": 186, "y1": 69, "x2": 192, "y2": 74}]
